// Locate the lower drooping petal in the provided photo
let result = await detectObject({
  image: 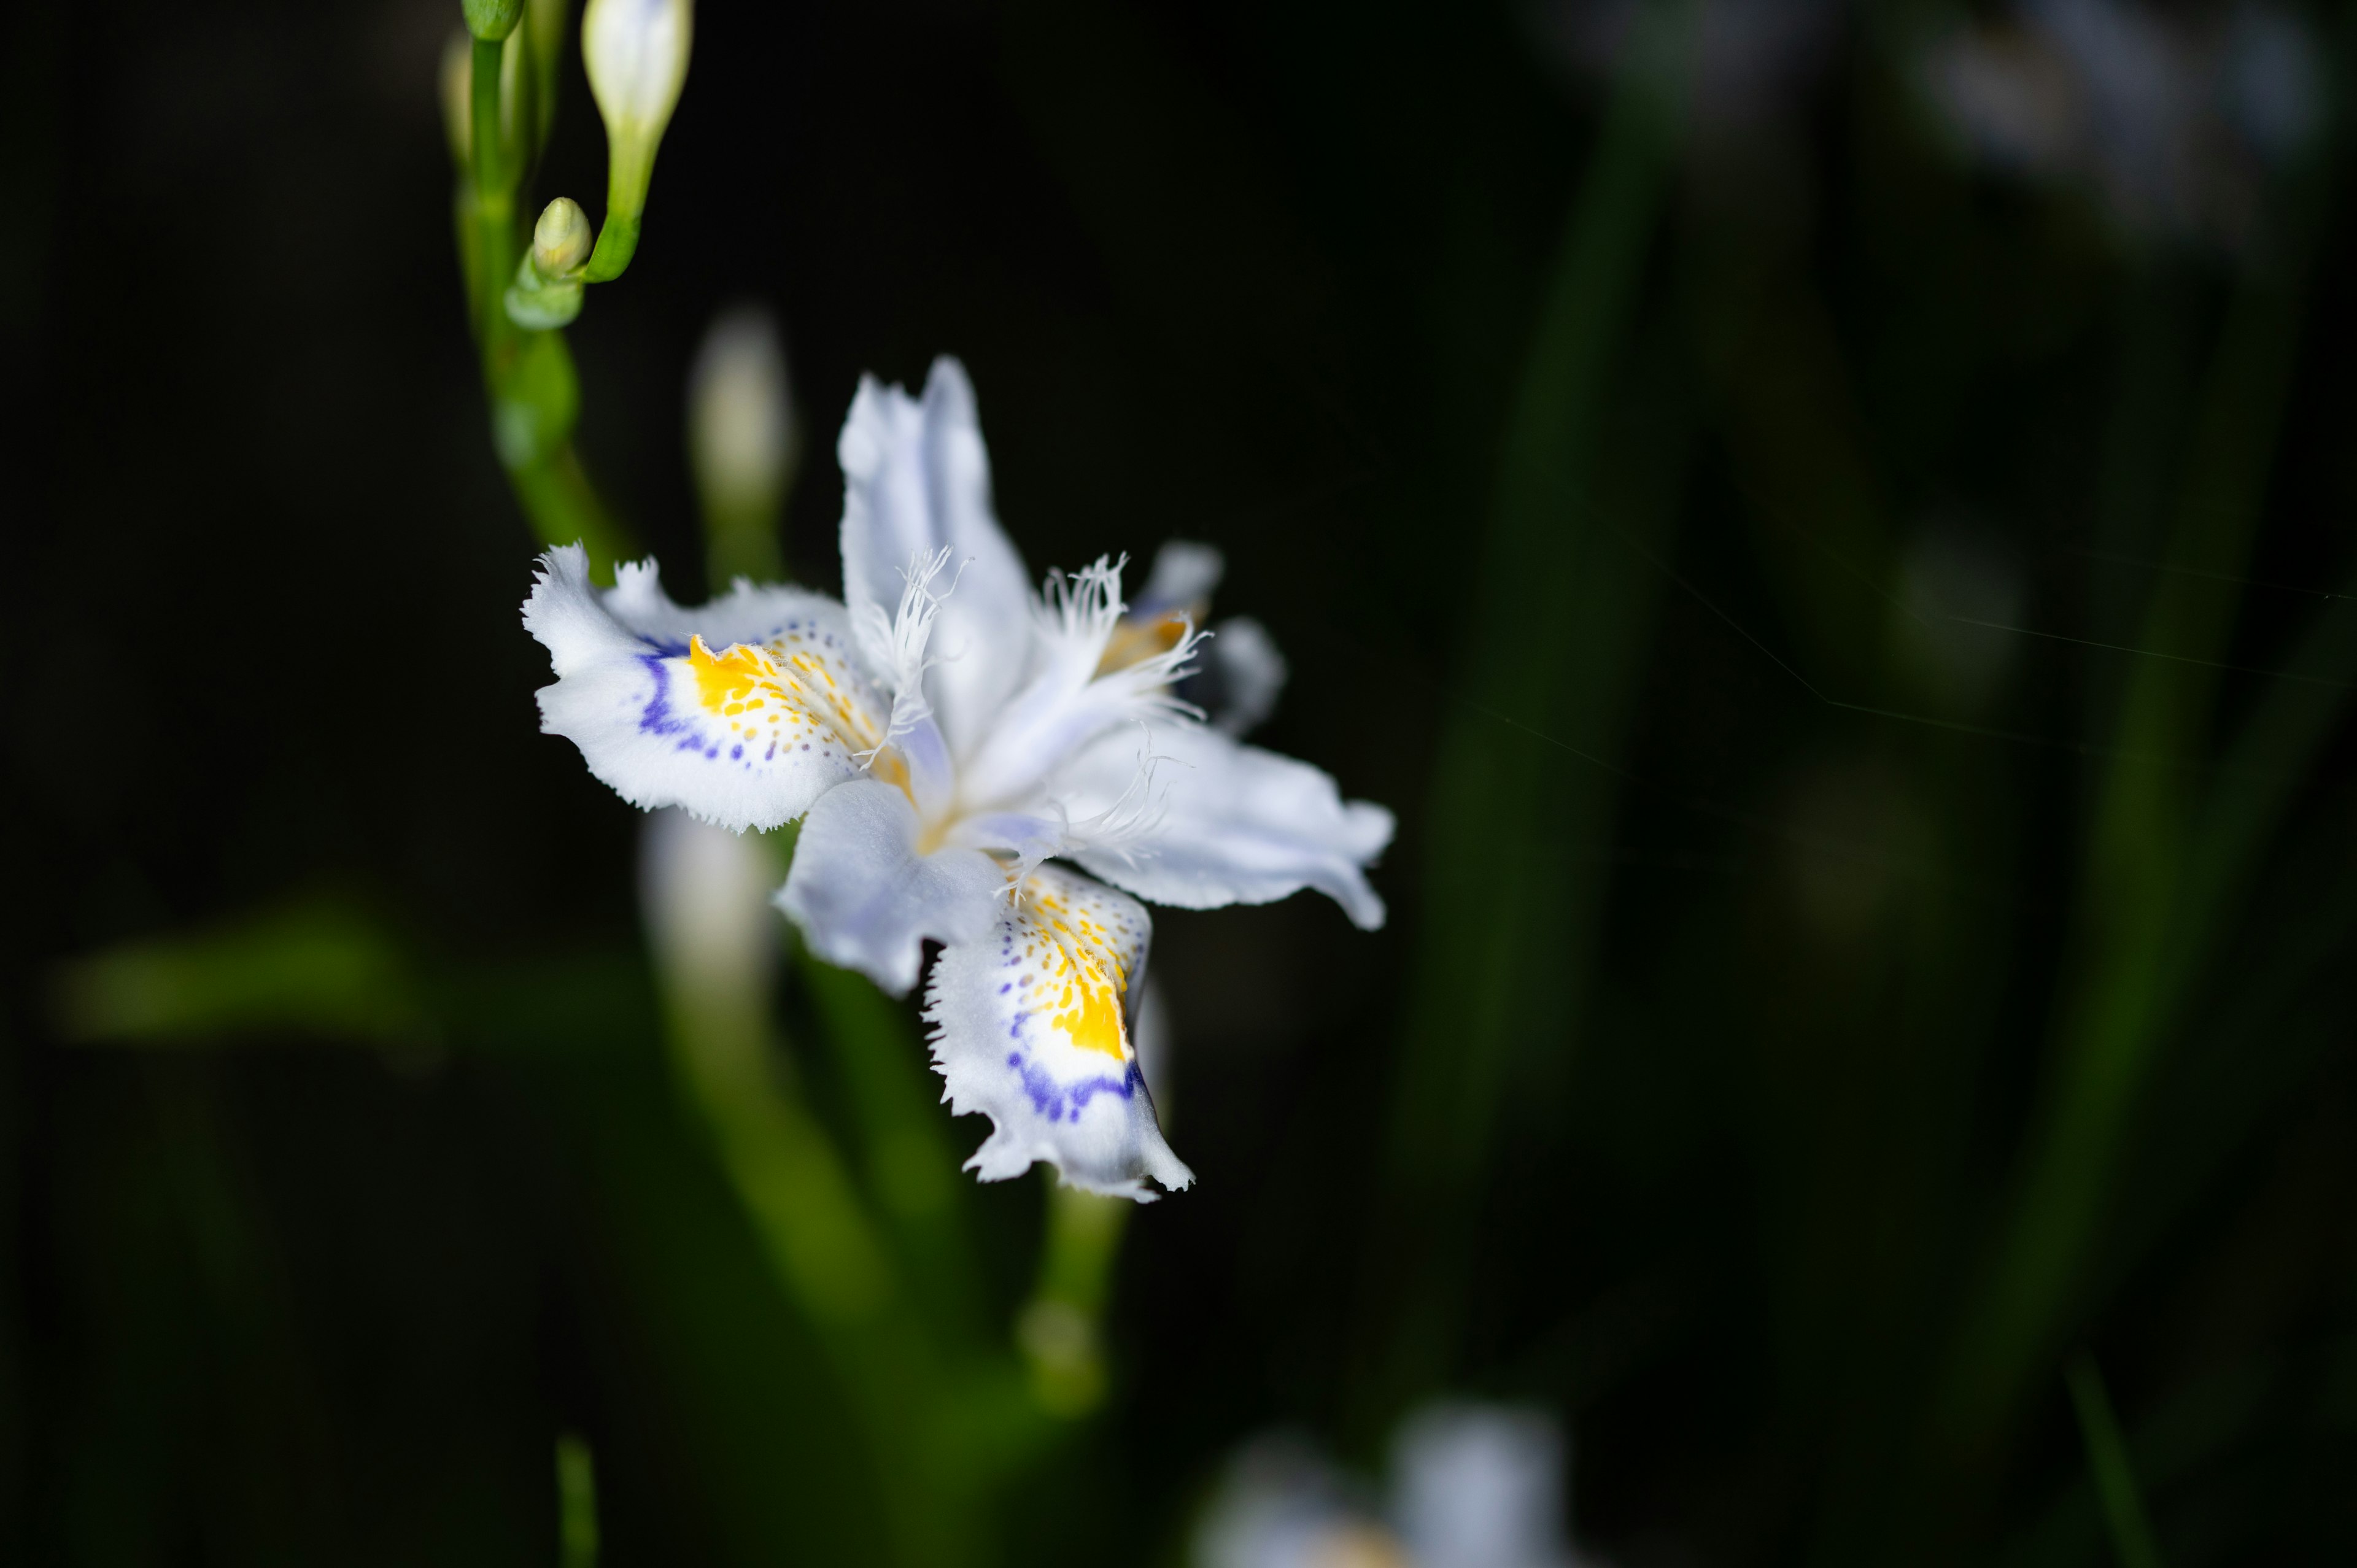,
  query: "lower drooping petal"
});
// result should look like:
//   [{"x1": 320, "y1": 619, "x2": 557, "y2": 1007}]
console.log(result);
[
  {"x1": 775, "y1": 779, "x2": 1008, "y2": 996},
  {"x1": 923, "y1": 864, "x2": 1193, "y2": 1201},
  {"x1": 524, "y1": 546, "x2": 890, "y2": 832},
  {"x1": 1063, "y1": 719, "x2": 1395, "y2": 930}
]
